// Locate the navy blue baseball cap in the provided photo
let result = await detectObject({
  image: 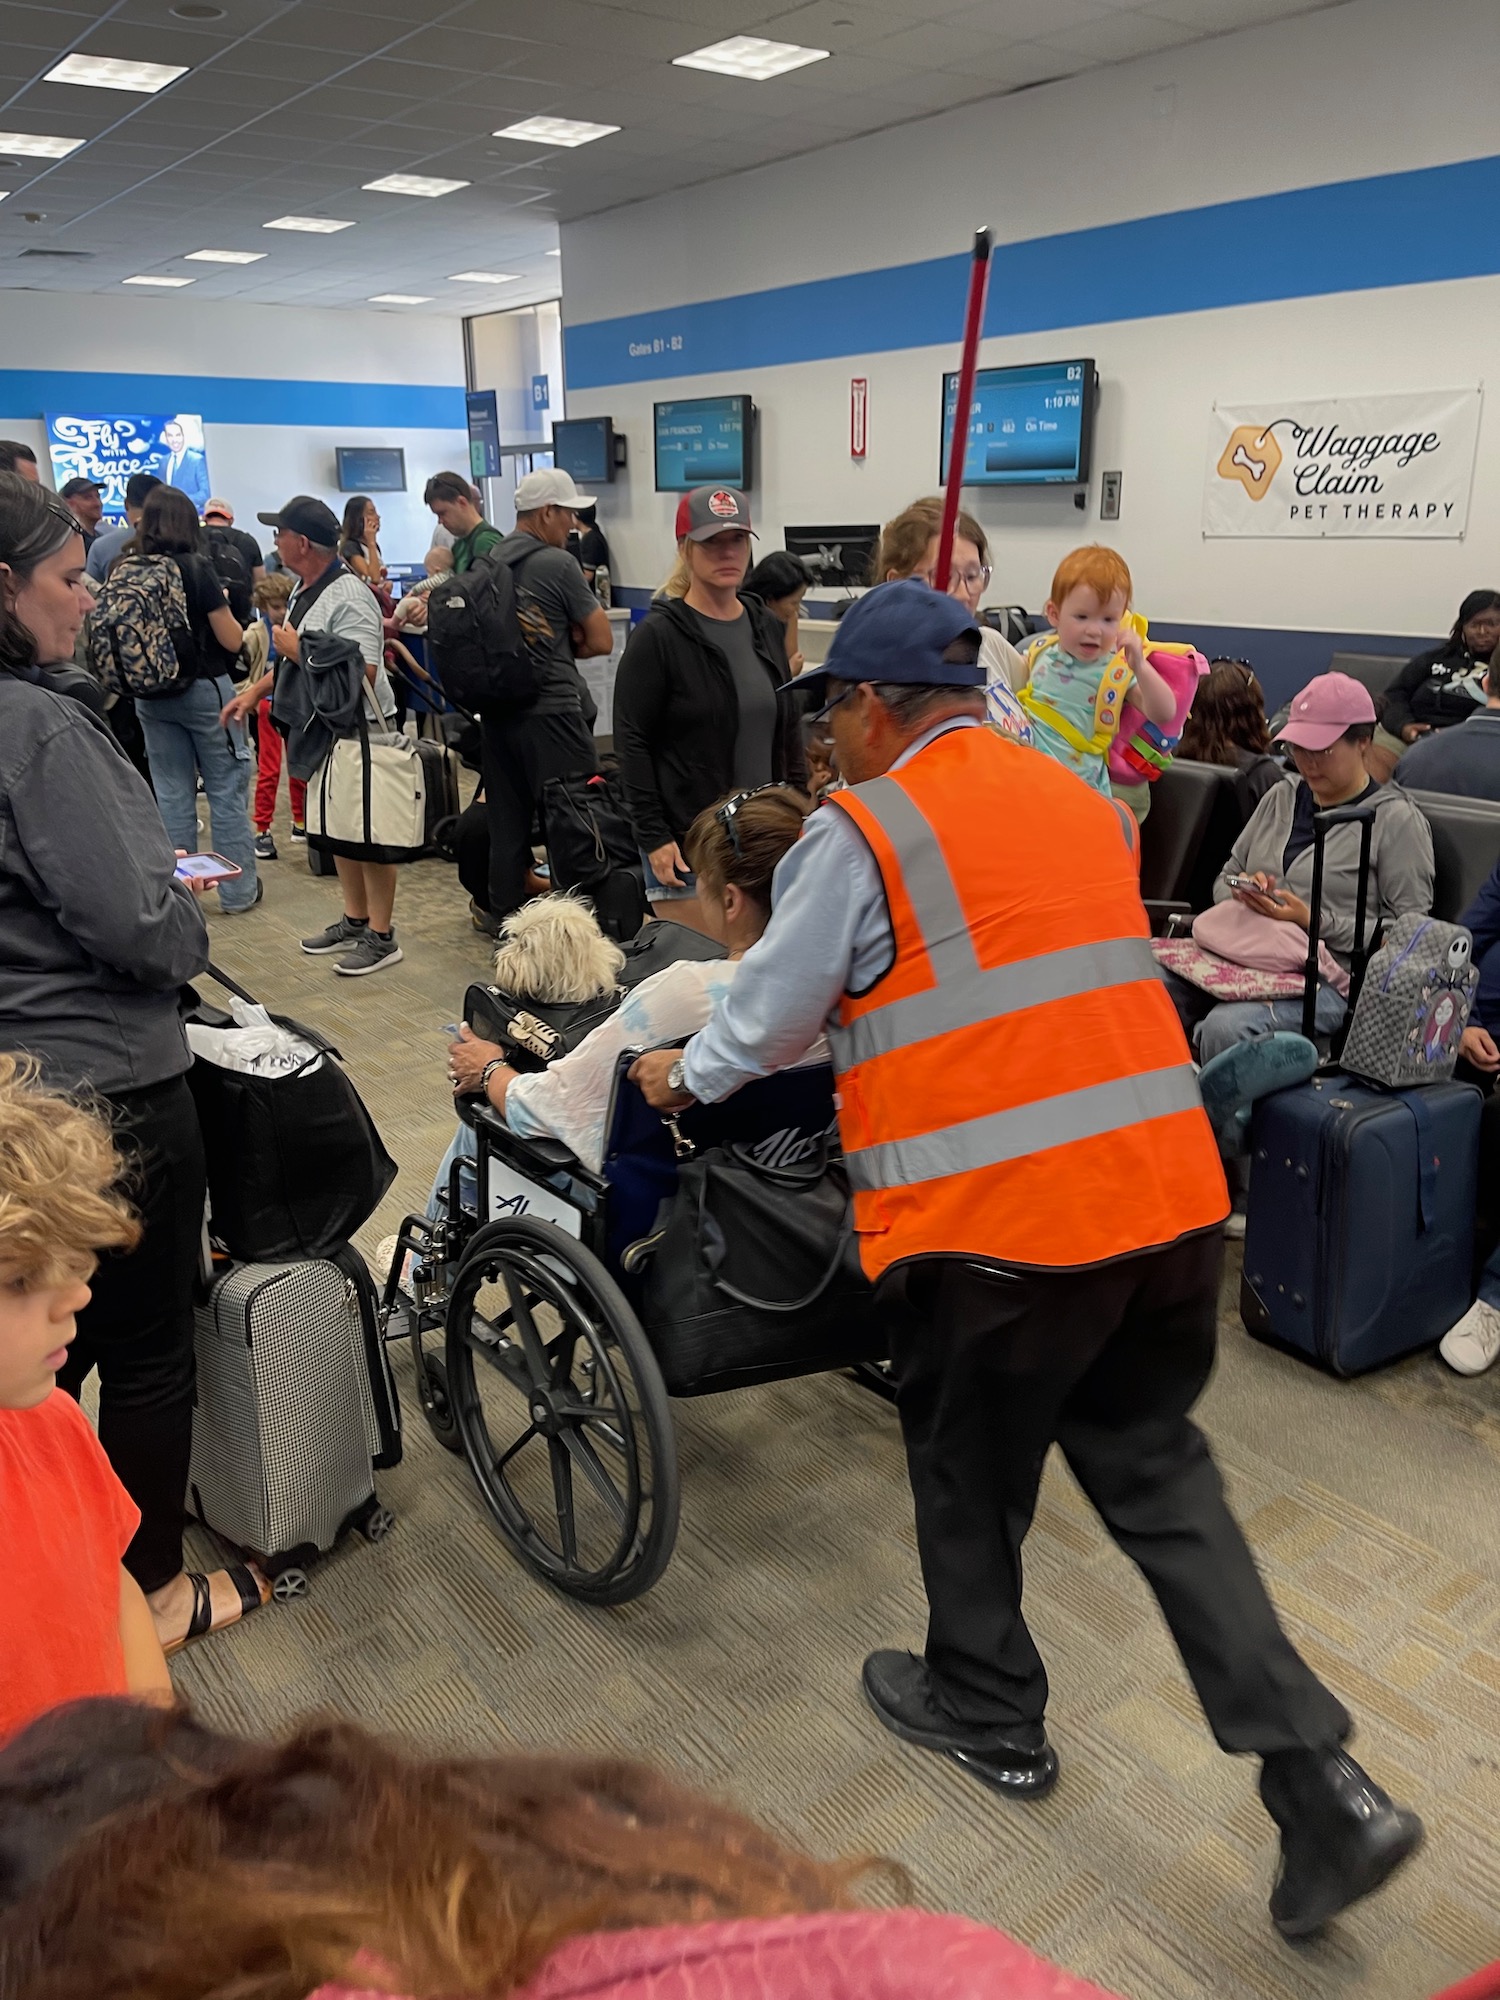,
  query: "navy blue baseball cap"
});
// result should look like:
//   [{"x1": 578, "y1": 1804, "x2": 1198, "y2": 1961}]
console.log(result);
[{"x1": 797, "y1": 578, "x2": 983, "y2": 717}]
